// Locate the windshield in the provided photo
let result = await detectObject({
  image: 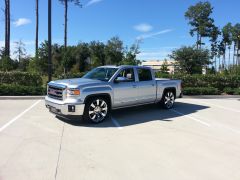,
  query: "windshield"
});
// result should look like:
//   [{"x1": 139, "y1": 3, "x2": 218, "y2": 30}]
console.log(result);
[{"x1": 83, "y1": 67, "x2": 118, "y2": 81}]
